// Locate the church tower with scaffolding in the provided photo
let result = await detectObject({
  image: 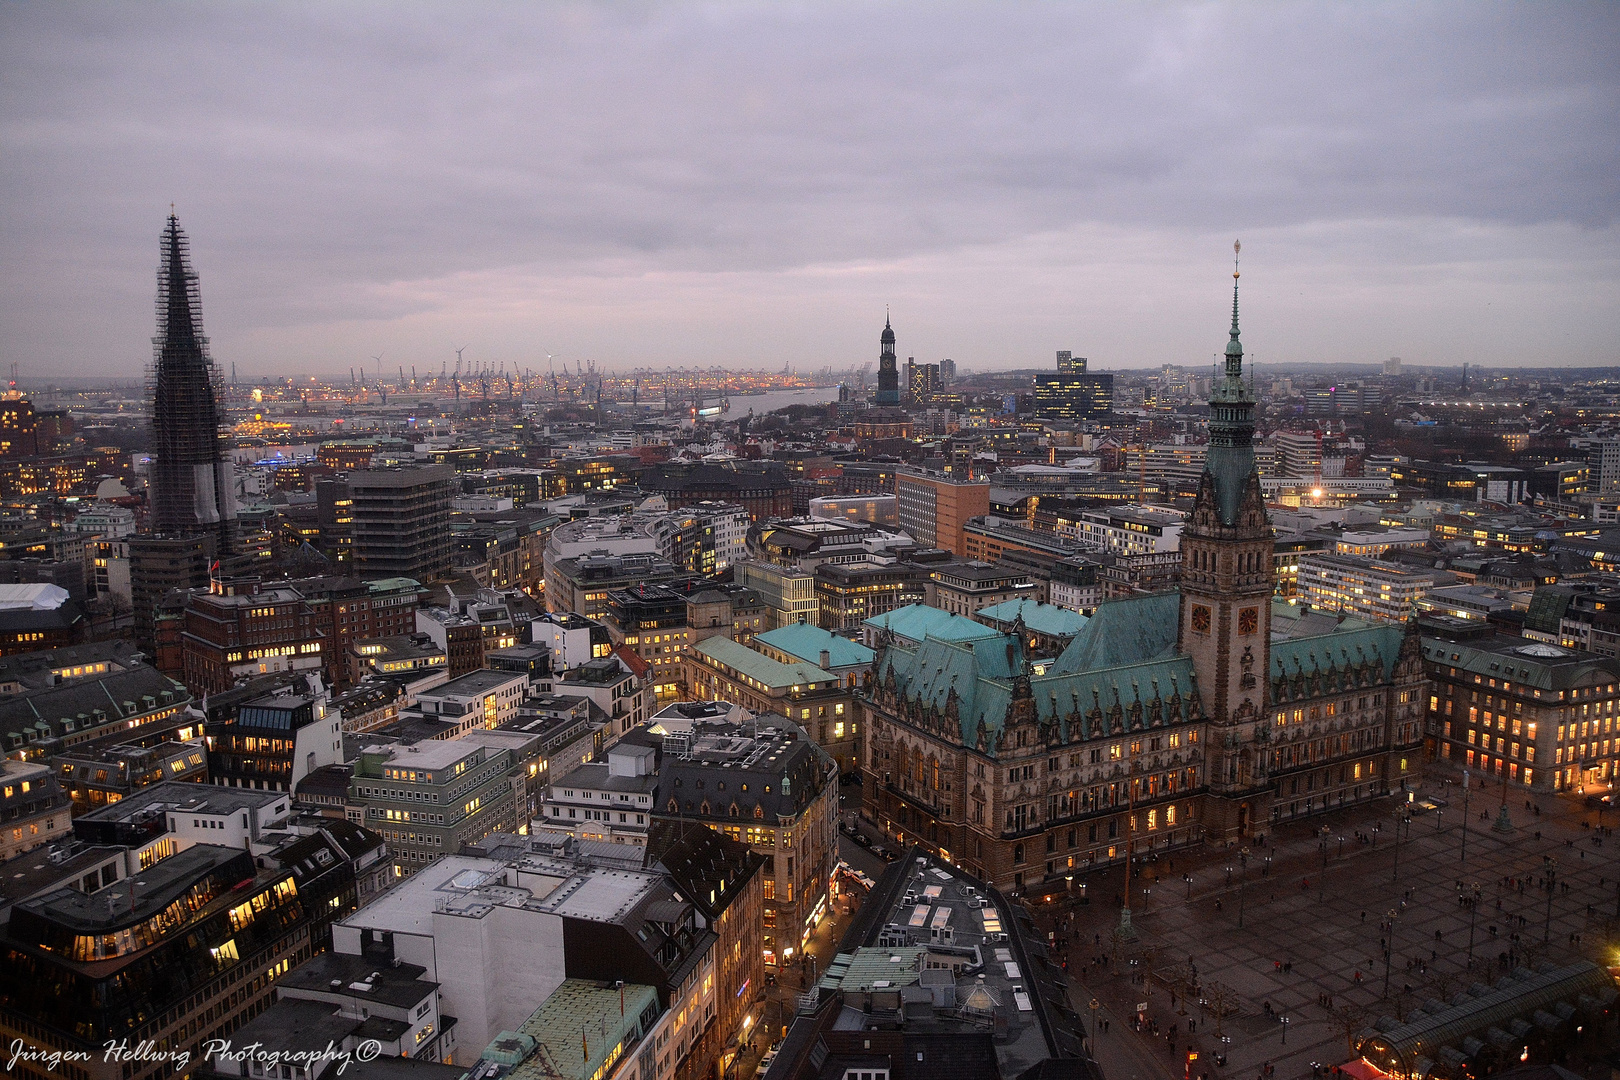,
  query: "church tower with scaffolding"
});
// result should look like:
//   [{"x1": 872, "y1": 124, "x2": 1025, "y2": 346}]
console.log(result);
[{"x1": 147, "y1": 212, "x2": 237, "y2": 553}]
